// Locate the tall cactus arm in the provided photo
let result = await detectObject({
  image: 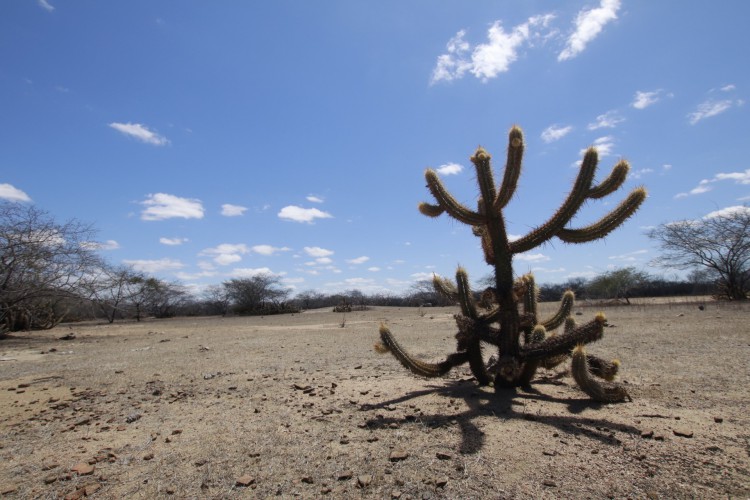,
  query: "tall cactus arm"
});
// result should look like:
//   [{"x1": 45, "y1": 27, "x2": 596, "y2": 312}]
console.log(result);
[
  {"x1": 556, "y1": 187, "x2": 647, "y2": 244},
  {"x1": 471, "y1": 148, "x2": 497, "y2": 209},
  {"x1": 520, "y1": 313, "x2": 607, "y2": 362},
  {"x1": 588, "y1": 160, "x2": 630, "y2": 199},
  {"x1": 424, "y1": 170, "x2": 485, "y2": 225},
  {"x1": 375, "y1": 324, "x2": 468, "y2": 377},
  {"x1": 432, "y1": 274, "x2": 458, "y2": 301},
  {"x1": 418, "y1": 202, "x2": 445, "y2": 218},
  {"x1": 510, "y1": 148, "x2": 599, "y2": 254},
  {"x1": 494, "y1": 126, "x2": 525, "y2": 210},
  {"x1": 455, "y1": 268, "x2": 478, "y2": 319},
  {"x1": 571, "y1": 345, "x2": 630, "y2": 402},
  {"x1": 586, "y1": 355, "x2": 620, "y2": 381},
  {"x1": 540, "y1": 290, "x2": 575, "y2": 331}
]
